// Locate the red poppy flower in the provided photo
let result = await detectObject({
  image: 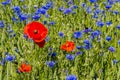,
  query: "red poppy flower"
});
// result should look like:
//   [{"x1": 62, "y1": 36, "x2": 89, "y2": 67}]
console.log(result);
[
  {"x1": 60, "y1": 41, "x2": 75, "y2": 52},
  {"x1": 18, "y1": 63, "x2": 31, "y2": 73},
  {"x1": 24, "y1": 21, "x2": 48, "y2": 43}
]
